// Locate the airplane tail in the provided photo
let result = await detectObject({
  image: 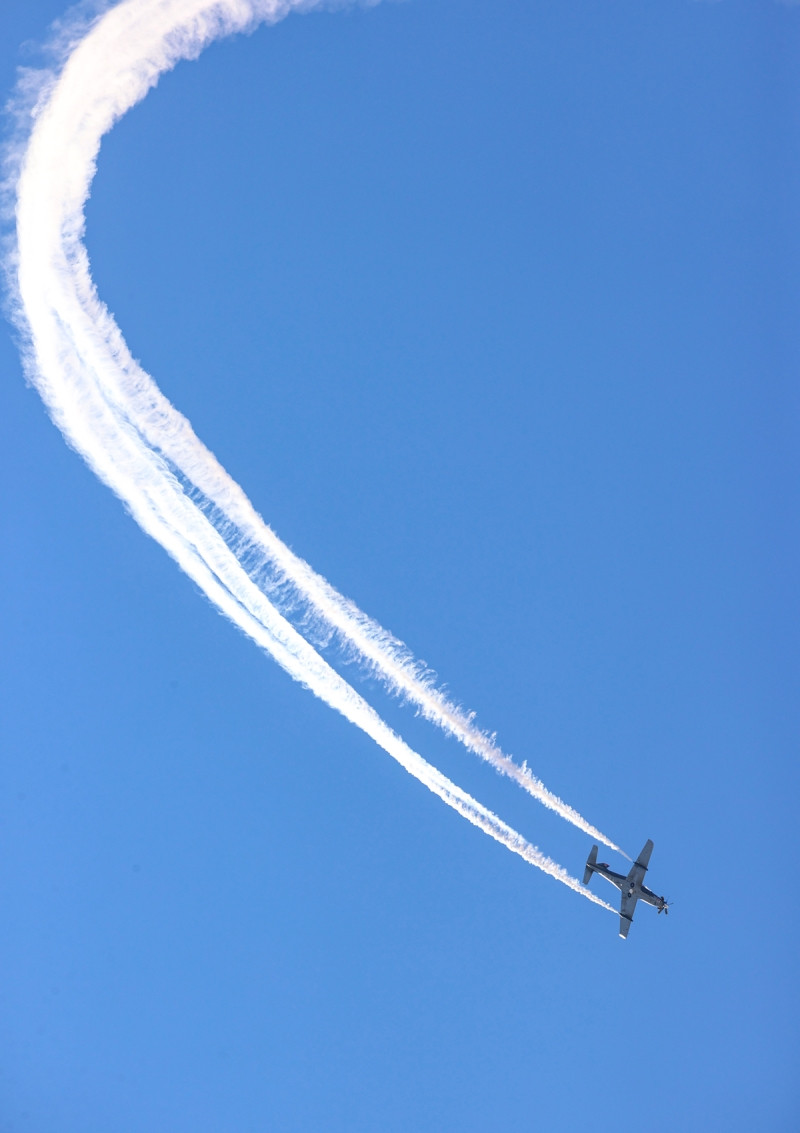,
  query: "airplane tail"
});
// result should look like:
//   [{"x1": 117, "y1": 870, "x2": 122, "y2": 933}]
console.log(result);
[{"x1": 583, "y1": 845, "x2": 598, "y2": 885}]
